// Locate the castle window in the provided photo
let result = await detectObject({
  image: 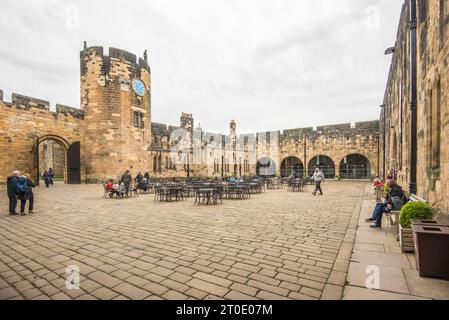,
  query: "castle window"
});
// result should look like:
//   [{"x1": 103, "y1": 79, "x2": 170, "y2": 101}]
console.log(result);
[
  {"x1": 140, "y1": 113, "x2": 144, "y2": 128},
  {"x1": 134, "y1": 111, "x2": 139, "y2": 127},
  {"x1": 134, "y1": 111, "x2": 144, "y2": 128}
]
